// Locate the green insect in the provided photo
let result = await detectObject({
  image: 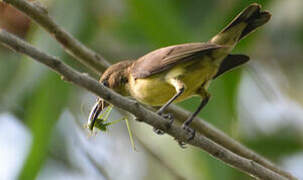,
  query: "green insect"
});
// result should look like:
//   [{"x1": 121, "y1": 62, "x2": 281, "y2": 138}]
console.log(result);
[{"x1": 87, "y1": 102, "x2": 136, "y2": 150}]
